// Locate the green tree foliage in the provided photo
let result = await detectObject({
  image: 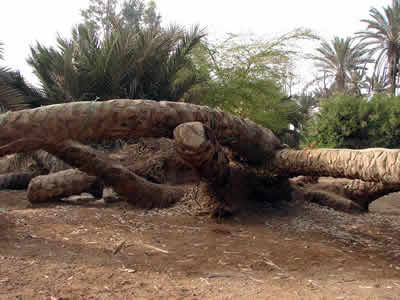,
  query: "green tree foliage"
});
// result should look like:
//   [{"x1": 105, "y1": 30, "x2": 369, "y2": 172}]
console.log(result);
[
  {"x1": 312, "y1": 37, "x2": 371, "y2": 94},
  {"x1": 0, "y1": 41, "x2": 51, "y2": 111},
  {"x1": 357, "y1": 0, "x2": 400, "y2": 96},
  {"x1": 82, "y1": 0, "x2": 161, "y2": 34},
  {"x1": 143, "y1": 0, "x2": 161, "y2": 28},
  {"x1": 184, "y1": 29, "x2": 314, "y2": 132},
  {"x1": 81, "y1": 0, "x2": 118, "y2": 34},
  {"x1": 120, "y1": 0, "x2": 145, "y2": 29},
  {"x1": 302, "y1": 94, "x2": 400, "y2": 149},
  {"x1": 28, "y1": 1, "x2": 205, "y2": 102}
]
